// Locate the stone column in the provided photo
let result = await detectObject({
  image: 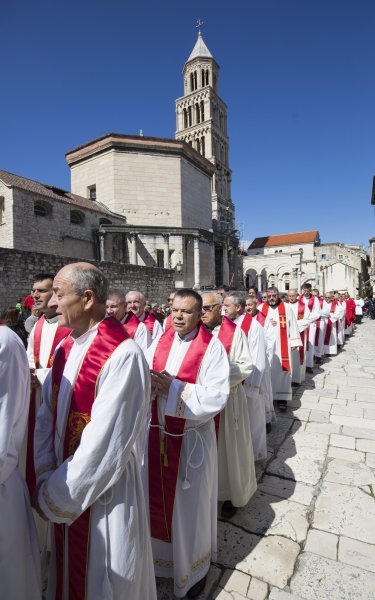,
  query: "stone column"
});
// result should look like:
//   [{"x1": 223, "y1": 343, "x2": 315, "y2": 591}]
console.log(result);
[
  {"x1": 193, "y1": 237, "x2": 201, "y2": 289},
  {"x1": 222, "y1": 244, "x2": 230, "y2": 285},
  {"x1": 99, "y1": 232, "x2": 105, "y2": 262},
  {"x1": 130, "y1": 234, "x2": 138, "y2": 265},
  {"x1": 163, "y1": 234, "x2": 170, "y2": 269},
  {"x1": 297, "y1": 271, "x2": 302, "y2": 291},
  {"x1": 257, "y1": 272, "x2": 262, "y2": 292}
]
